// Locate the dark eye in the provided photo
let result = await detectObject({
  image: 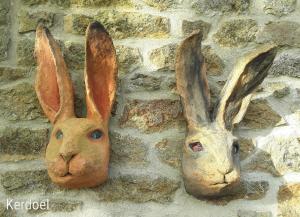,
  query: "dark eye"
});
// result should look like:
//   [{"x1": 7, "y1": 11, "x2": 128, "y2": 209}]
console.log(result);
[
  {"x1": 90, "y1": 130, "x2": 103, "y2": 140},
  {"x1": 55, "y1": 130, "x2": 63, "y2": 140},
  {"x1": 189, "y1": 142, "x2": 203, "y2": 152},
  {"x1": 233, "y1": 142, "x2": 240, "y2": 154}
]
